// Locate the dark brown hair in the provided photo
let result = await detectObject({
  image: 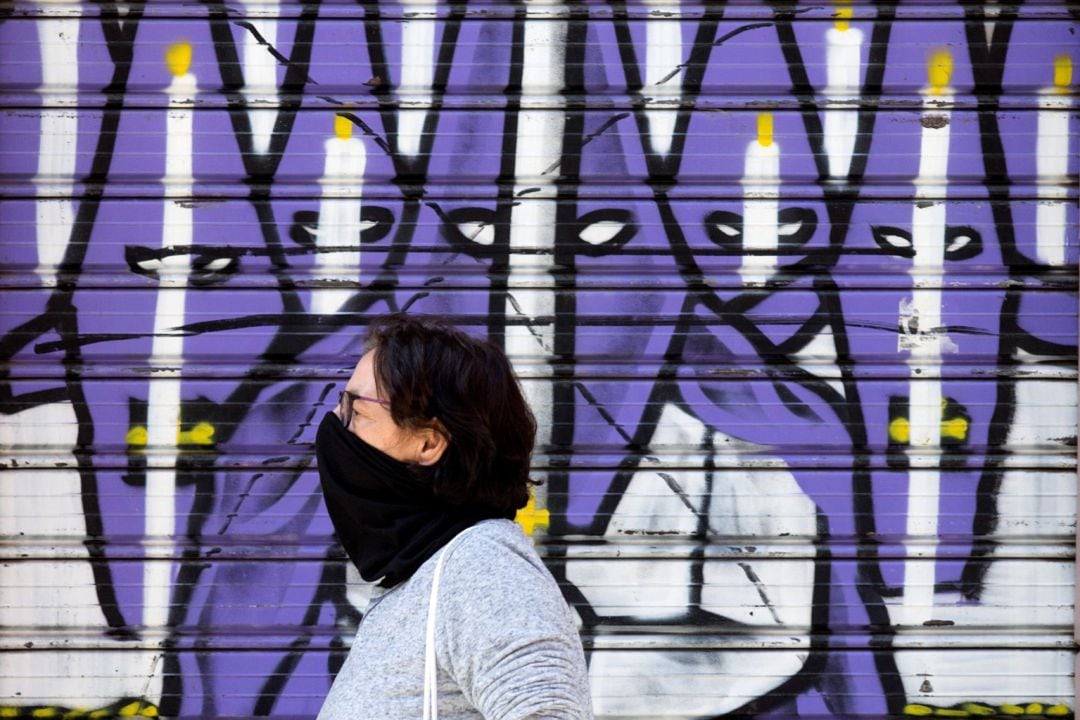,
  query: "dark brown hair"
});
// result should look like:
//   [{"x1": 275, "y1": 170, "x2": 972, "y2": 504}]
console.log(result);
[{"x1": 365, "y1": 313, "x2": 538, "y2": 515}]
